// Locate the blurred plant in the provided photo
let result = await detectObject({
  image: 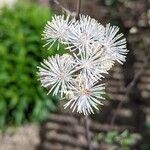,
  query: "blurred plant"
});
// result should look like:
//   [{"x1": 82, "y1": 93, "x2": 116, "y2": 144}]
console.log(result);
[
  {"x1": 140, "y1": 123, "x2": 150, "y2": 150},
  {"x1": 0, "y1": 2, "x2": 65, "y2": 129},
  {"x1": 99, "y1": 0, "x2": 131, "y2": 7},
  {"x1": 103, "y1": 0, "x2": 118, "y2": 6},
  {"x1": 95, "y1": 130, "x2": 142, "y2": 150}
]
